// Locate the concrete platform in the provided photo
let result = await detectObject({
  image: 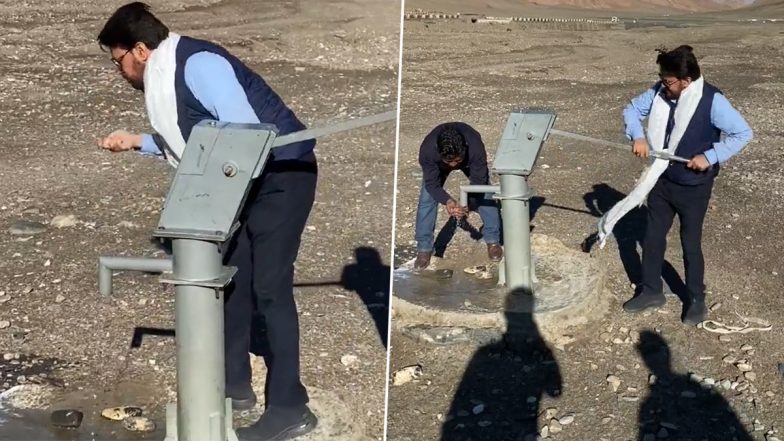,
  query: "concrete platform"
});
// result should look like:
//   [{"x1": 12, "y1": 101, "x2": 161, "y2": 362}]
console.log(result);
[{"x1": 392, "y1": 234, "x2": 609, "y2": 344}]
